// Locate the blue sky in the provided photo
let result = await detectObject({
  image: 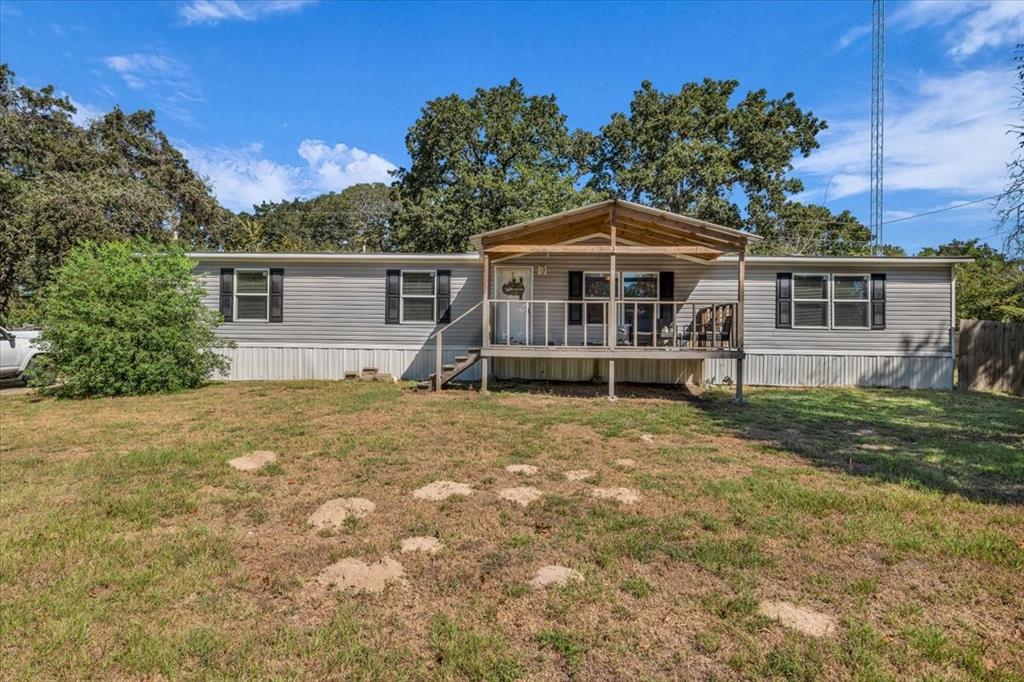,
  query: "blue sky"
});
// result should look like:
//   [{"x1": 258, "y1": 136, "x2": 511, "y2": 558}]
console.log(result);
[{"x1": 2, "y1": 0, "x2": 1021, "y2": 252}]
